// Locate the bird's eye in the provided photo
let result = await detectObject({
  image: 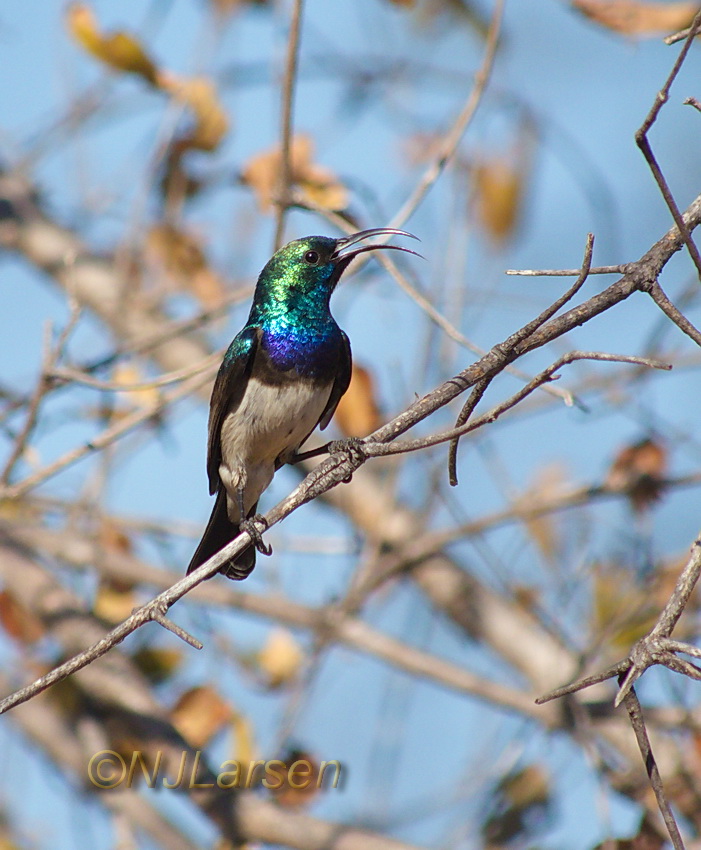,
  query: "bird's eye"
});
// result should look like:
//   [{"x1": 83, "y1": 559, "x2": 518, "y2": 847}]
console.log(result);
[{"x1": 304, "y1": 250, "x2": 320, "y2": 265}]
